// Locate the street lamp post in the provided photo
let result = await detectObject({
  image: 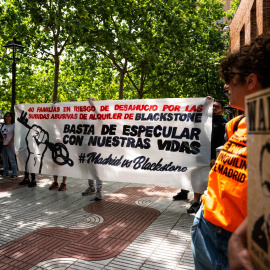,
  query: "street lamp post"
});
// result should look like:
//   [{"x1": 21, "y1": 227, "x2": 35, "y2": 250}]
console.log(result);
[{"x1": 4, "y1": 38, "x2": 25, "y2": 114}]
